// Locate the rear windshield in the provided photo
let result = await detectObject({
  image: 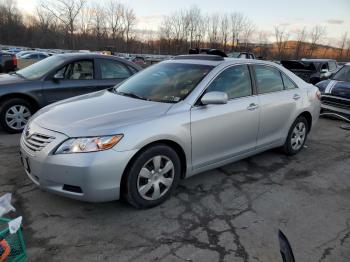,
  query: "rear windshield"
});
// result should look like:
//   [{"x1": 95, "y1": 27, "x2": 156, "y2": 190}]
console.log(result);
[{"x1": 114, "y1": 62, "x2": 214, "y2": 103}]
